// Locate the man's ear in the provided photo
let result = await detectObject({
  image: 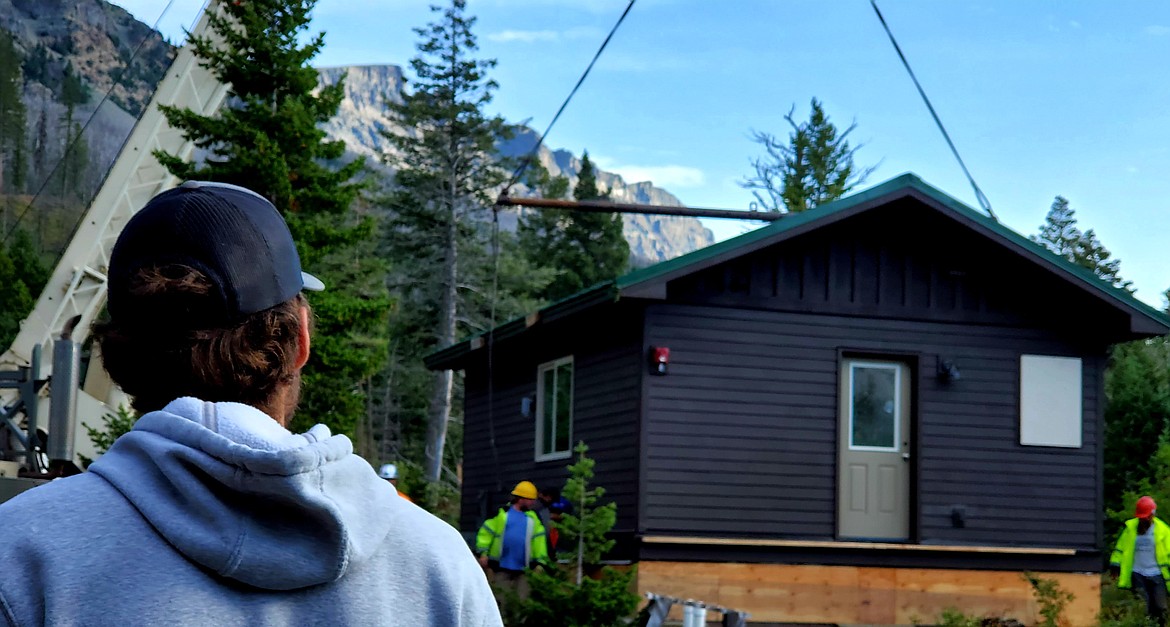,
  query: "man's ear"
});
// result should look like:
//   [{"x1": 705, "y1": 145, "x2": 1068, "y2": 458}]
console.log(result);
[{"x1": 295, "y1": 305, "x2": 311, "y2": 369}]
